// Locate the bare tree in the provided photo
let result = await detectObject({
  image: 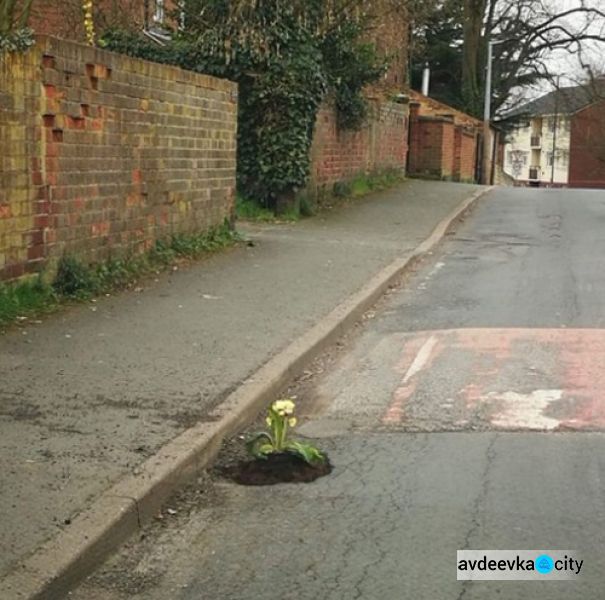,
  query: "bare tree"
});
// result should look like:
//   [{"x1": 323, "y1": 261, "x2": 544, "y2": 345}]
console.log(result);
[
  {"x1": 488, "y1": 2, "x2": 605, "y2": 115},
  {"x1": 414, "y1": 0, "x2": 605, "y2": 118},
  {"x1": 462, "y1": 0, "x2": 487, "y2": 116}
]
